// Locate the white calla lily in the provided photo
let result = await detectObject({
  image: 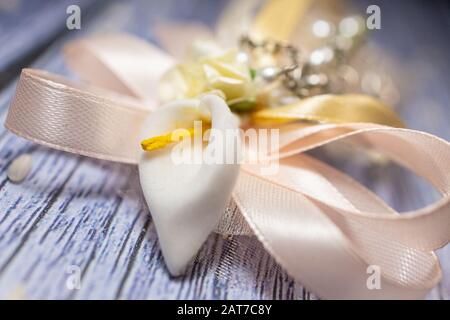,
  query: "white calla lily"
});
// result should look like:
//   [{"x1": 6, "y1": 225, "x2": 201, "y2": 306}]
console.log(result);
[{"x1": 138, "y1": 94, "x2": 240, "y2": 275}]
